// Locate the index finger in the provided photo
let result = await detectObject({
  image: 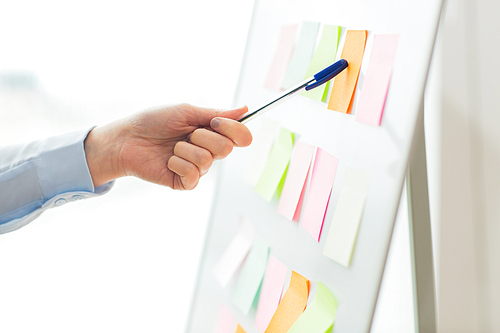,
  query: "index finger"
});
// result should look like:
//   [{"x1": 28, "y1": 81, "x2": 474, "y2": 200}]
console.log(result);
[{"x1": 209, "y1": 117, "x2": 253, "y2": 147}]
